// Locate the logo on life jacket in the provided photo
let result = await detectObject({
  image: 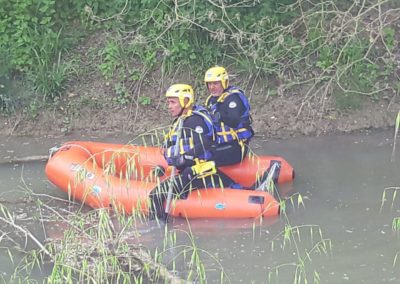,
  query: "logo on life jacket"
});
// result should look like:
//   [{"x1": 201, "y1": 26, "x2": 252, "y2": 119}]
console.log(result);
[
  {"x1": 228, "y1": 101, "x2": 237, "y2": 108},
  {"x1": 195, "y1": 125, "x2": 204, "y2": 134}
]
